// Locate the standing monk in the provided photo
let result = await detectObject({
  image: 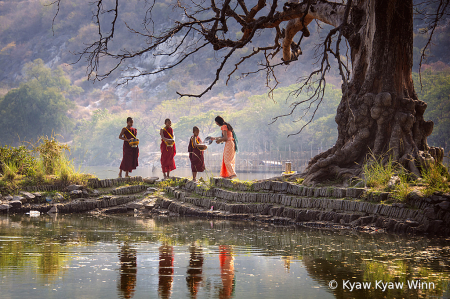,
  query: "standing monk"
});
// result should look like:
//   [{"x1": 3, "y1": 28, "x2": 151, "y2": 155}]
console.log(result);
[
  {"x1": 119, "y1": 117, "x2": 139, "y2": 178},
  {"x1": 188, "y1": 126, "x2": 205, "y2": 182},
  {"x1": 160, "y1": 118, "x2": 176, "y2": 179},
  {"x1": 211, "y1": 116, "x2": 237, "y2": 179}
]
